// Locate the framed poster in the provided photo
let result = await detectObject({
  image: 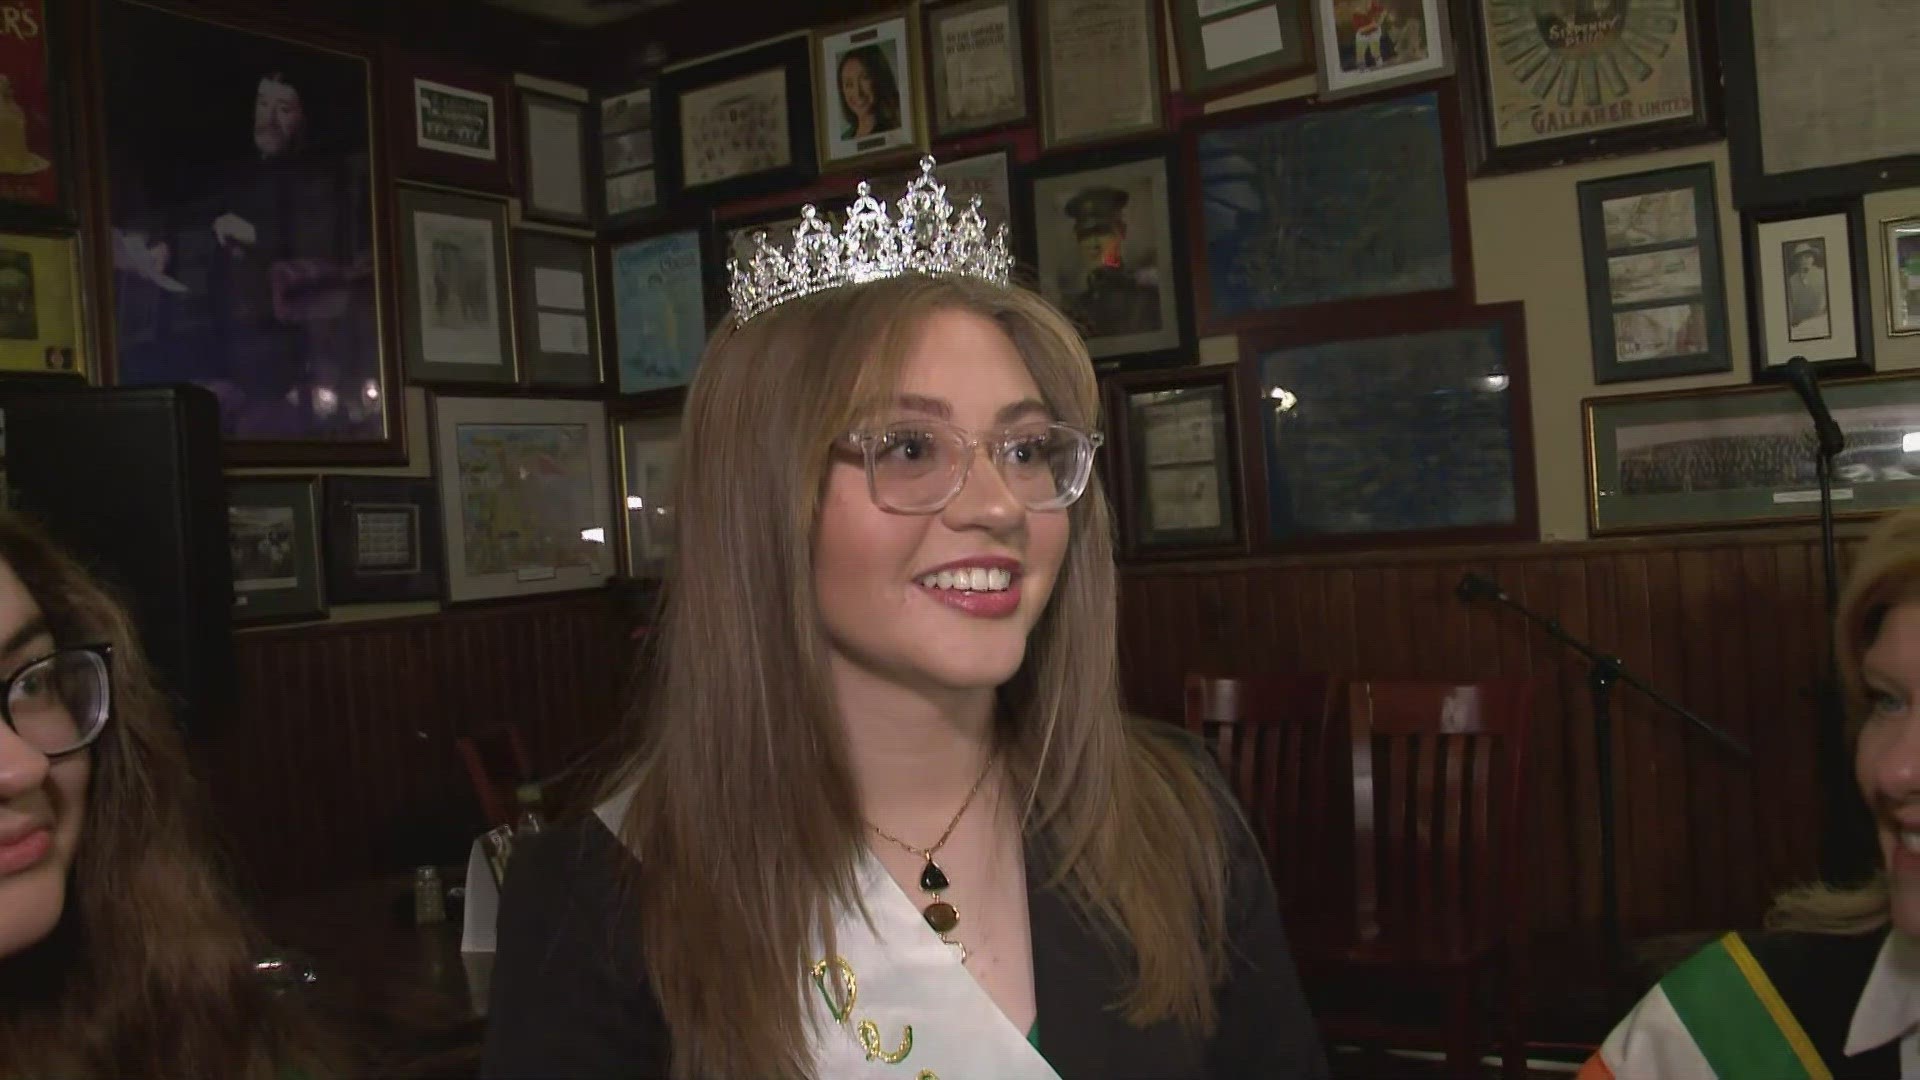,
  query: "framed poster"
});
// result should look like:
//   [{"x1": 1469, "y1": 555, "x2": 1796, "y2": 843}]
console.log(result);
[
  {"x1": 395, "y1": 185, "x2": 515, "y2": 384},
  {"x1": 1310, "y1": 0, "x2": 1453, "y2": 101},
  {"x1": 514, "y1": 229, "x2": 601, "y2": 387},
  {"x1": 1172, "y1": 0, "x2": 1313, "y2": 101},
  {"x1": 227, "y1": 476, "x2": 324, "y2": 625},
  {"x1": 0, "y1": 0, "x2": 70, "y2": 229},
  {"x1": 0, "y1": 230, "x2": 85, "y2": 375},
  {"x1": 923, "y1": 0, "x2": 1029, "y2": 139},
  {"x1": 1036, "y1": 0, "x2": 1167, "y2": 150},
  {"x1": 98, "y1": 1, "x2": 397, "y2": 464},
  {"x1": 321, "y1": 475, "x2": 443, "y2": 604},
  {"x1": 1575, "y1": 163, "x2": 1730, "y2": 383},
  {"x1": 430, "y1": 394, "x2": 614, "y2": 603},
  {"x1": 1106, "y1": 365, "x2": 1246, "y2": 557},
  {"x1": 599, "y1": 84, "x2": 658, "y2": 227},
  {"x1": 1585, "y1": 372, "x2": 1920, "y2": 535},
  {"x1": 1744, "y1": 202, "x2": 1873, "y2": 380},
  {"x1": 516, "y1": 78, "x2": 594, "y2": 228},
  {"x1": 385, "y1": 53, "x2": 511, "y2": 193},
  {"x1": 814, "y1": 10, "x2": 925, "y2": 170},
  {"x1": 1884, "y1": 216, "x2": 1920, "y2": 337},
  {"x1": 611, "y1": 228, "x2": 709, "y2": 394},
  {"x1": 616, "y1": 411, "x2": 680, "y2": 579},
  {"x1": 659, "y1": 35, "x2": 816, "y2": 206}
]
